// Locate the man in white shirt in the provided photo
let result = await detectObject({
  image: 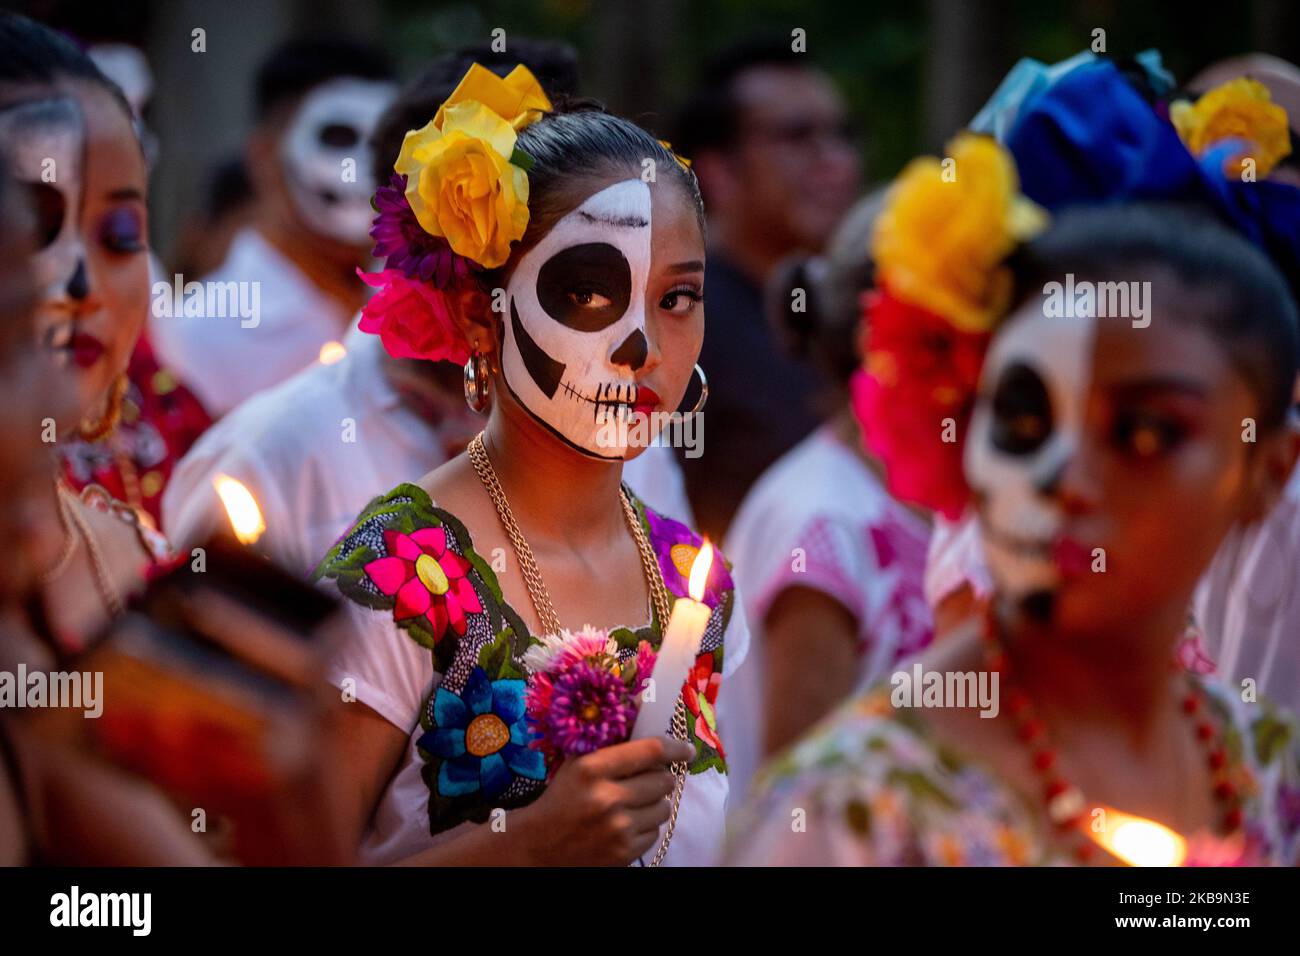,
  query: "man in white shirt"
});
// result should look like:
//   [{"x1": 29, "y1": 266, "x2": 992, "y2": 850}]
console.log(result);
[
  {"x1": 162, "y1": 322, "x2": 694, "y2": 575},
  {"x1": 150, "y1": 38, "x2": 397, "y2": 417}
]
